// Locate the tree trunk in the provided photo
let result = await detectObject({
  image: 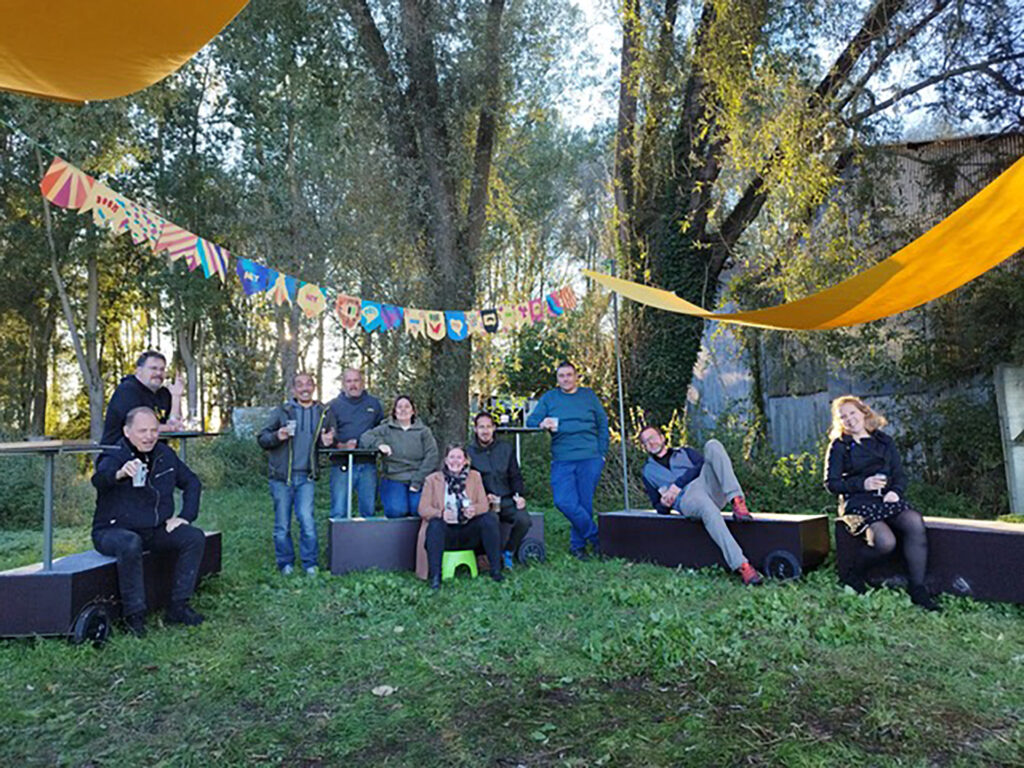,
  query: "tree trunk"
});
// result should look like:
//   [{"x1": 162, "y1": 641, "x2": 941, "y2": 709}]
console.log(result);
[
  {"x1": 28, "y1": 306, "x2": 56, "y2": 435},
  {"x1": 176, "y1": 322, "x2": 200, "y2": 420}
]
